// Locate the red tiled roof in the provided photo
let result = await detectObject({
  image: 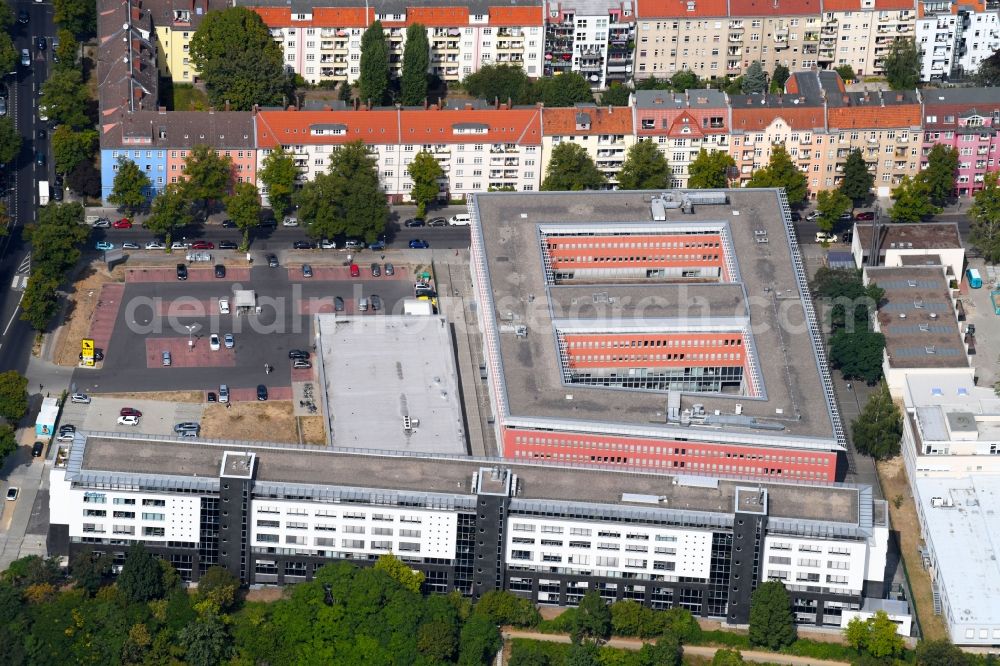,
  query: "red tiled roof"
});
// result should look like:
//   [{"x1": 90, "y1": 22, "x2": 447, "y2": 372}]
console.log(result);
[
  {"x1": 731, "y1": 107, "x2": 824, "y2": 131},
  {"x1": 729, "y1": 0, "x2": 820, "y2": 15},
  {"x1": 408, "y1": 6, "x2": 469, "y2": 26},
  {"x1": 636, "y1": 0, "x2": 728, "y2": 18},
  {"x1": 489, "y1": 6, "x2": 544, "y2": 26},
  {"x1": 824, "y1": 0, "x2": 914, "y2": 9},
  {"x1": 828, "y1": 104, "x2": 921, "y2": 129},
  {"x1": 256, "y1": 108, "x2": 543, "y2": 148},
  {"x1": 250, "y1": 6, "x2": 373, "y2": 28},
  {"x1": 542, "y1": 107, "x2": 633, "y2": 135}
]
